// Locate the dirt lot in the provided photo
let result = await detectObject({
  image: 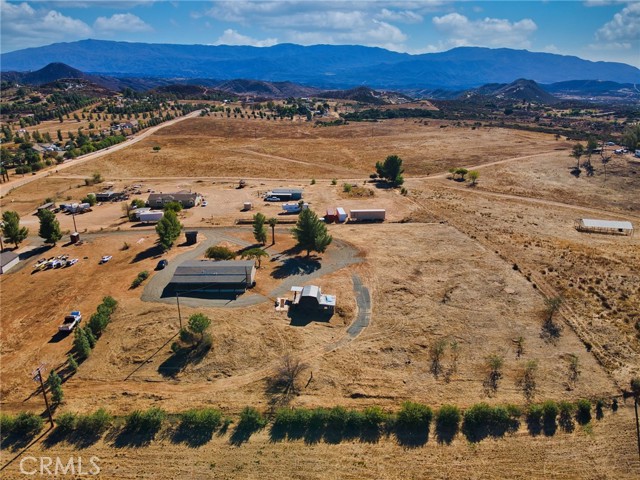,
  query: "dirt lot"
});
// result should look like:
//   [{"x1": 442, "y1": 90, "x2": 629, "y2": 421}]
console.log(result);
[{"x1": 1, "y1": 117, "x2": 639, "y2": 478}]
